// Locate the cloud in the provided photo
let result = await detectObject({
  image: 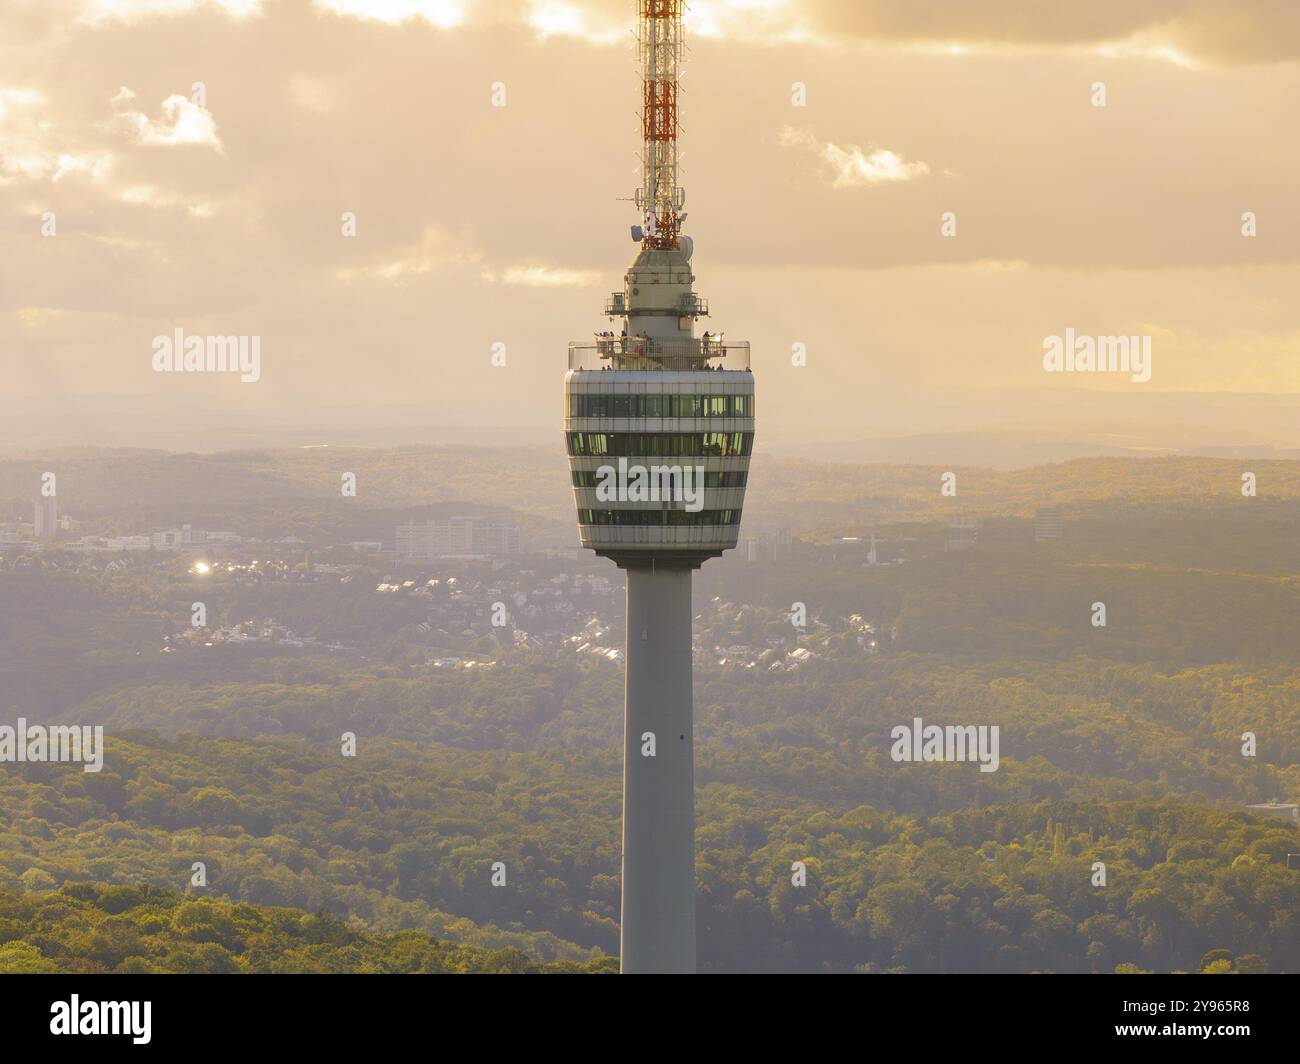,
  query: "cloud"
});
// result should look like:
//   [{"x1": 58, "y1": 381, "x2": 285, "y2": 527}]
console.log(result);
[
  {"x1": 80, "y1": 0, "x2": 263, "y2": 23},
  {"x1": 820, "y1": 144, "x2": 930, "y2": 188},
  {"x1": 287, "y1": 74, "x2": 335, "y2": 113},
  {"x1": 780, "y1": 126, "x2": 930, "y2": 188},
  {"x1": 335, "y1": 226, "x2": 484, "y2": 283},
  {"x1": 797, "y1": 0, "x2": 1300, "y2": 66},
  {"x1": 2, "y1": 0, "x2": 1299, "y2": 438},
  {"x1": 116, "y1": 183, "x2": 217, "y2": 217},
  {"x1": 52, "y1": 153, "x2": 115, "y2": 182},
  {"x1": 525, "y1": 0, "x2": 625, "y2": 43},
  {"x1": 110, "y1": 88, "x2": 223, "y2": 149},
  {"x1": 311, "y1": 0, "x2": 466, "y2": 28},
  {"x1": 1, "y1": 87, "x2": 114, "y2": 184},
  {"x1": 496, "y1": 0, "x2": 1300, "y2": 65},
  {"x1": 0, "y1": 87, "x2": 44, "y2": 122},
  {"x1": 18, "y1": 0, "x2": 1300, "y2": 68},
  {"x1": 499, "y1": 264, "x2": 602, "y2": 287}
]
